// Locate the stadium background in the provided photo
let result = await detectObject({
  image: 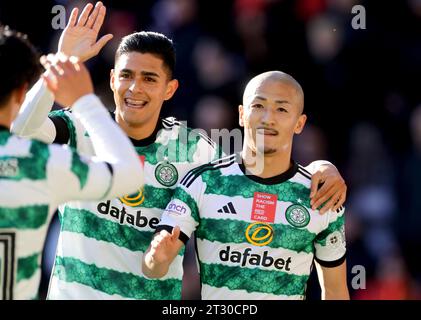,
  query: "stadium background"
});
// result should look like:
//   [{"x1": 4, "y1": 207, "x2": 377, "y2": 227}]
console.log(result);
[{"x1": 1, "y1": 0, "x2": 421, "y2": 299}]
